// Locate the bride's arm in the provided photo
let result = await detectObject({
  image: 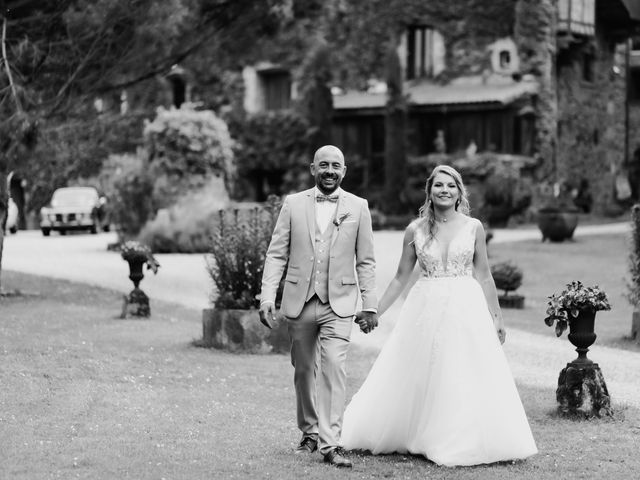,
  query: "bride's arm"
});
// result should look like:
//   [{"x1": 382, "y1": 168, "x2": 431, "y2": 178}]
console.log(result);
[
  {"x1": 378, "y1": 224, "x2": 418, "y2": 316},
  {"x1": 472, "y1": 220, "x2": 506, "y2": 344}
]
